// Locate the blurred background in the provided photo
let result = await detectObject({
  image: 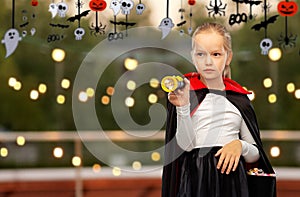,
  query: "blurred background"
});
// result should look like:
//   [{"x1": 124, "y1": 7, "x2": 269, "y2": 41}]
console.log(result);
[{"x1": 0, "y1": 0, "x2": 299, "y2": 196}]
